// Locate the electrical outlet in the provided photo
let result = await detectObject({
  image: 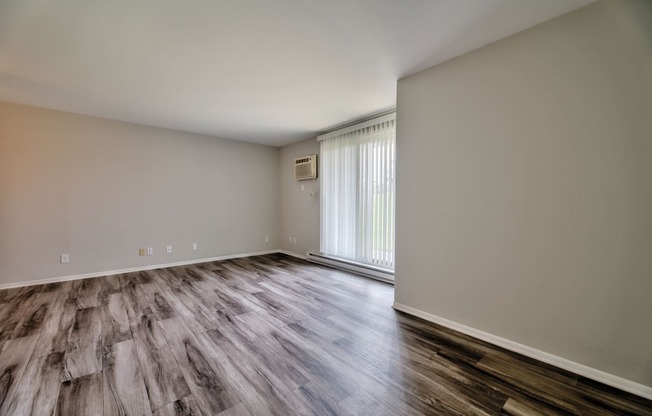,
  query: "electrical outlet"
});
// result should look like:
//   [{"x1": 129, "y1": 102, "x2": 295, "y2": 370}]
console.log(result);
[
  {"x1": 166, "y1": 245, "x2": 172, "y2": 254},
  {"x1": 289, "y1": 236, "x2": 293, "y2": 243},
  {"x1": 265, "y1": 236, "x2": 269, "y2": 243},
  {"x1": 139, "y1": 248, "x2": 146, "y2": 256},
  {"x1": 60, "y1": 254, "x2": 69, "y2": 264},
  {"x1": 147, "y1": 247, "x2": 153, "y2": 256},
  {"x1": 192, "y1": 243, "x2": 198, "y2": 251},
  {"x1": 292, "y1": 237, "x2": 297, "y2": 244}
]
